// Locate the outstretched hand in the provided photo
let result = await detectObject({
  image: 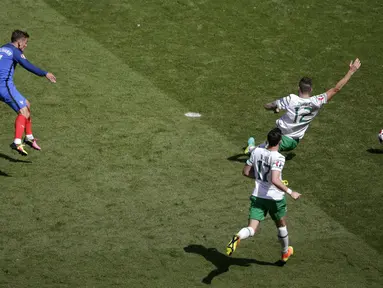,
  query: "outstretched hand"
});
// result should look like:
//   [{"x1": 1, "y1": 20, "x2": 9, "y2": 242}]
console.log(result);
[
  {"x1": 290, "y1": 191, "x2": 301, "y2": 200},
  {"x1": 46, "y1": 72, "x2": 56, "y2": 83},
  {"x1": 349, "y1": 58, "x2": 361, "y2": 73}
]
